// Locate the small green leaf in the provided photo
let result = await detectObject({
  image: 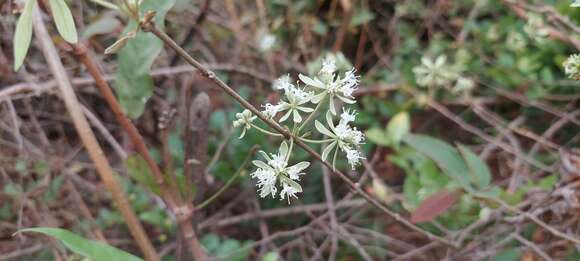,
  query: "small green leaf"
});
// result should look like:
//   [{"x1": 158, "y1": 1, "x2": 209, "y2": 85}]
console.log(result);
[
  {"x1": 125, "y1": 155, "x2": 160, "y2": 195},
  {"x1": 350, "y1": 8, "x2": 375, "y2": 27},
  {"x1": 13, "y1": 0, "x2": 36, "y2": 71},
  {"x1": 365, "y1": 128, "x2": 390, "y2": 146},
  {"x1": 82, "y1": 15, "x2": 120, "y2": 39},
  {"x1": 48, "y1": 0, "x2": 78, "y2": 43},
  {"x1": 104, "y1": 31, "x2": 136, "y2": 54},
  {"x1": 262, "y1": 252, "x2": 280, "y2": 261},
  {"x1": 114, "y1": 0, "x2": 175, "y2": 119},
  {"x1": 17, "y1": 227, "x2": 142, "y2": 261},
  {"x1": 403, "y1": 134, "x2": 472, "y2": 191},
  {"x1": 386, "y1": 112, "x2": 410, "y2": 146},
  {"x1": 457, "y1": 144, "x2": 491, "y2": 189}
]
